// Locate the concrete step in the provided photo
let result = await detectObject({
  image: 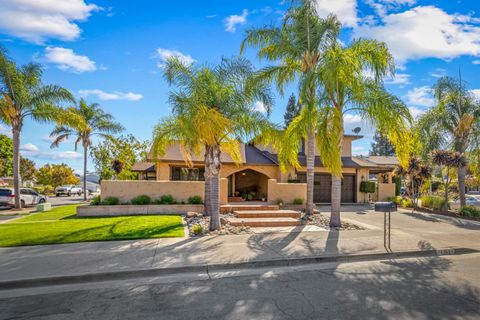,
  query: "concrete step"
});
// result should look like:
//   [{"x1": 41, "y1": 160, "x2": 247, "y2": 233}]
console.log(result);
[
  {"x1": 225, "y1": 217, "x2": 302, "y2": 228},
  {"x1": 221, "y1": 204, "x2": 280, "y2": 213},
  {"x1": 233, "y1": 210, "x2": 301, "y2": 219}
]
